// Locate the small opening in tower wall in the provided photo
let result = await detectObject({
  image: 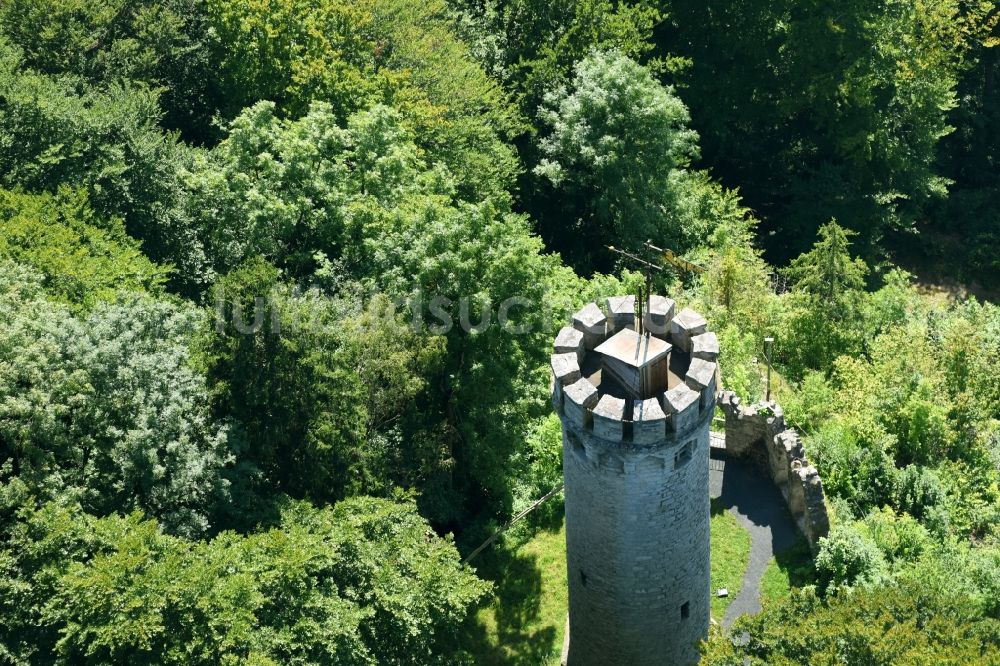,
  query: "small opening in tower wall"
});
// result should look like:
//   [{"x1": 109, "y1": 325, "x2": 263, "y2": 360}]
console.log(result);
[
  {"x1": 580, "y1": 570, "x2": 588, "y2": 587},
  {"x1": 674, "y1": 440, "x2": 693, "y2": 468},
  {"x1": 680, "y1": 601, "x2": 690, "y2": 619}
]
